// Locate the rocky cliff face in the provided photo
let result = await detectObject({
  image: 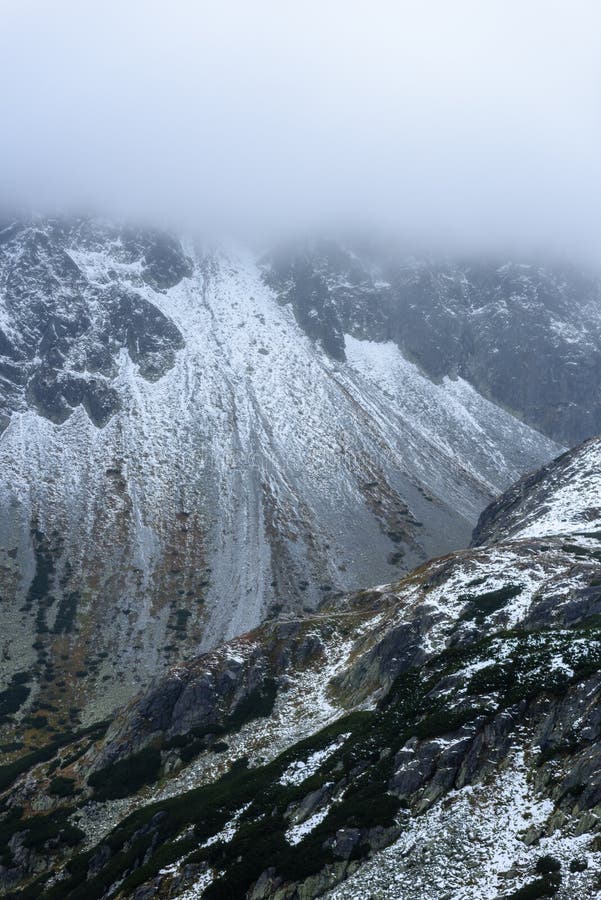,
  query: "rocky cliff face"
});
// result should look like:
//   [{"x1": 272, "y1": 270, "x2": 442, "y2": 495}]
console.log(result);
[
  {"x1": 264, "y1": 239, "x2": 601, "y2": 445},
  {"x1": 0, "y1": 218, "x2": 567, "y2": 728},
  {"x1": 1, "y1": 437, "x2": 600, "y2": 899}
]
